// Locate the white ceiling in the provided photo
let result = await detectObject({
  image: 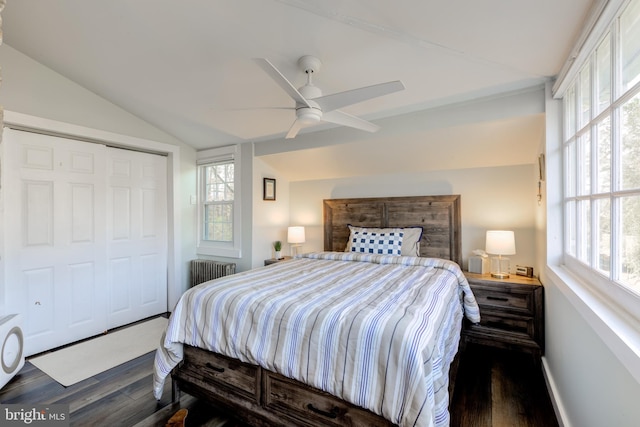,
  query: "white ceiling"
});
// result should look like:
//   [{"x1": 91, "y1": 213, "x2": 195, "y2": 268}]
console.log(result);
[{"x1": 2, "y1": 0, "x2": 595, "y2": 155}]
